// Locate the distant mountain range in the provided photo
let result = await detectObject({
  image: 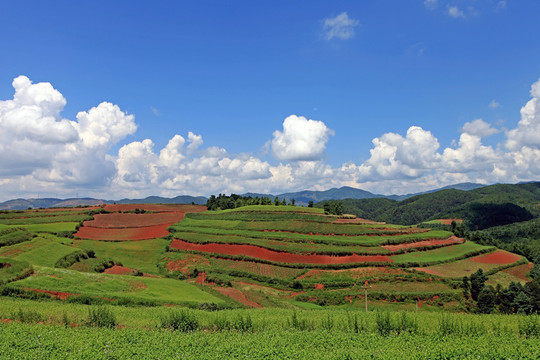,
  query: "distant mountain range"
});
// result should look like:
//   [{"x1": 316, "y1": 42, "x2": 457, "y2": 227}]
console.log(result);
[
  {"x1": 0, "y1": 182, "x2": 487, "y2": 210},
  {"x1": 242, "y1": 182, "x2": 485, "y2": 205}
]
